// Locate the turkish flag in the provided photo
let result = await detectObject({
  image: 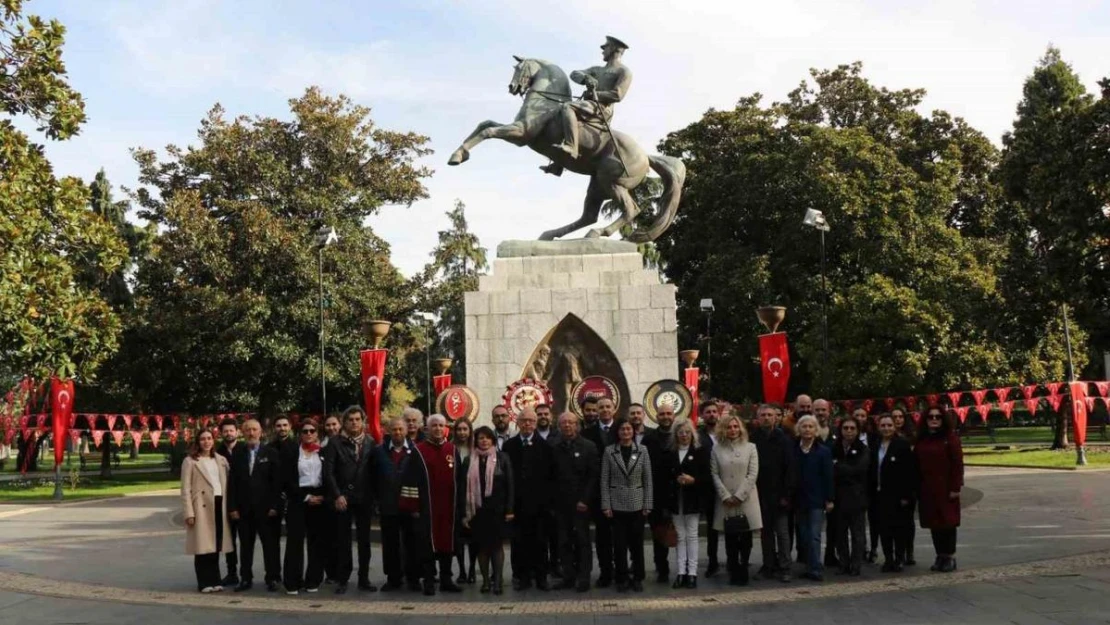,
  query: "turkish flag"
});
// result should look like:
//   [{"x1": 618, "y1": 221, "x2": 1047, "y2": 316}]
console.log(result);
[
  {"x1": 433, "y1": 374, "x2": 452, "y2": 399},
  {"x1": 1070, "y1": 382, "x2": 1088, "y2": 447},
  {"x1": 361, "y1": 349, "x2": 388, "y2": 443},
  {"x1": 758, "y1": 333, "x2": 790, "y2": 405},
  {"x1": 684, "y1": 367, "x2": 700, "y2": 426},
  {"x1": 50, "y1": 377, "x2": 75, "y2": 466}
]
